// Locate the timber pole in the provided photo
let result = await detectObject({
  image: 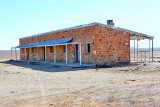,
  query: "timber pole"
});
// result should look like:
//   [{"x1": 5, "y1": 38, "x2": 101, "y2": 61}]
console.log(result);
[
  {"x1": 19, "y1": 48, "x2": 21, "y2": 60},
  {"x1": 149, "y1": 39, "x2": 150, "y2": 63},
  {"x1": 45, "y1": 46, "x2": 46, "y2": 62},
  {"x1": 145, "y1": 51, "x2": 146, "y2": 62},
  {"x1": 66, "y1": 44, "x2": 67, "y2": 64},
  {"x1": 134, "y1": 39, "x2": 135, "y2": 61},
  {"x1": 141, "y1": 51, "x2": 142, "y2": 61},
  {"x1": 37, "y1": 47, "x2": 39, "y2": 62},
  {"x1": 31, "y1": 47, "x2": 32, "y2": 61},
  {"x1": 152, "y1": 38, "x2": 153, "y2": 62},
  {"x1": 11, "y1": 47, "x2": 12, "y2": 60},
  {"x1": 54, "y1": 46, "x2": 56, "y2": 63},
  {"x1": 80, "y1": 42, "x2": 82, "y2": 65},
  {"x1": 137, "y1": 40, "x2": 139, "y2": 61},
  {"x1": 25, "y1": 48, "x2": 26, "y2": 61},
  {"x1": 15, "y1": 48, "x2": 17, "y2": 60}
]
